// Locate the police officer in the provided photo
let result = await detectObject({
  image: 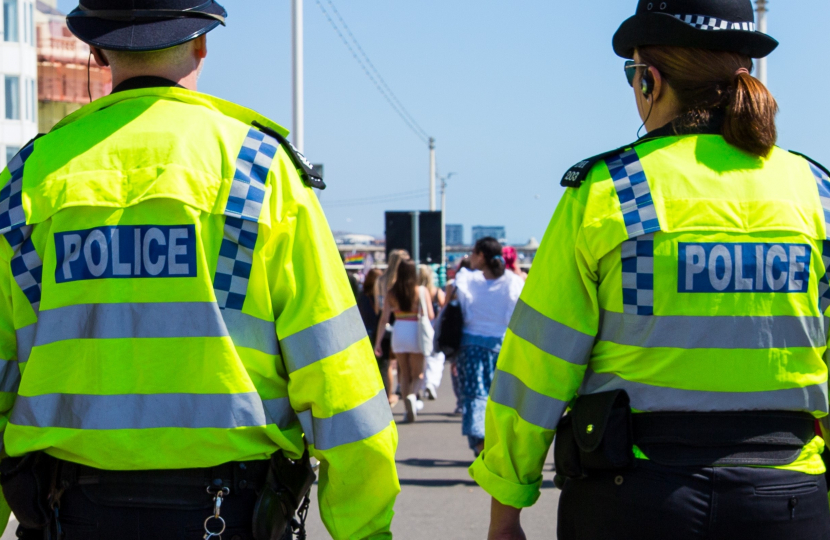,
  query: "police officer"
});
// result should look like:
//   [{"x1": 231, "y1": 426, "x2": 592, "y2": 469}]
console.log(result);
[
  {"x1": 471, "y1": 1, "x2": 830, "y2": 539},
  {"x1": 0, "y1": 1, "x2": 400, "y2": 539}
]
